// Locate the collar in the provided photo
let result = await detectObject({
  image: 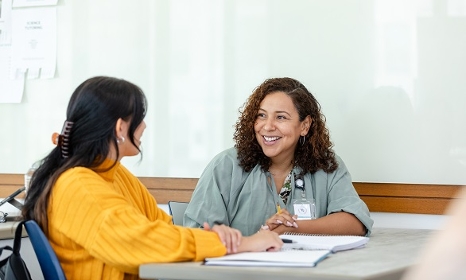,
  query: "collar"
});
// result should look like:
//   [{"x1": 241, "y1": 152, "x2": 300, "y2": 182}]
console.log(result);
[{"x1": 95, "y1": 158, "x2": 121, "y2": 182}]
